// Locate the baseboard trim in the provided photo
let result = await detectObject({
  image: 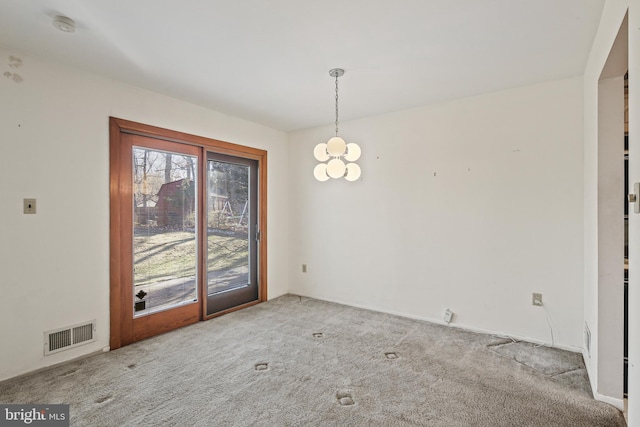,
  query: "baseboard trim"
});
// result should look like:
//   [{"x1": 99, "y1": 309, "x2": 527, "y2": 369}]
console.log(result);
[
  {"x1": 0, "y1": 348, "x2": 107, "y2": 384},
  {"x1": 594, "y1": 393, "x2": 625, "y2": 411},
  {"x1": 290, "y1": 292, "x2": 582, "y2": 353},
  {"x1": 583, "y1": 349, "x2": 597, "y2": 394},
  {"x1": 581, "y1": 350, "x2": 625, "y2": 411}
]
